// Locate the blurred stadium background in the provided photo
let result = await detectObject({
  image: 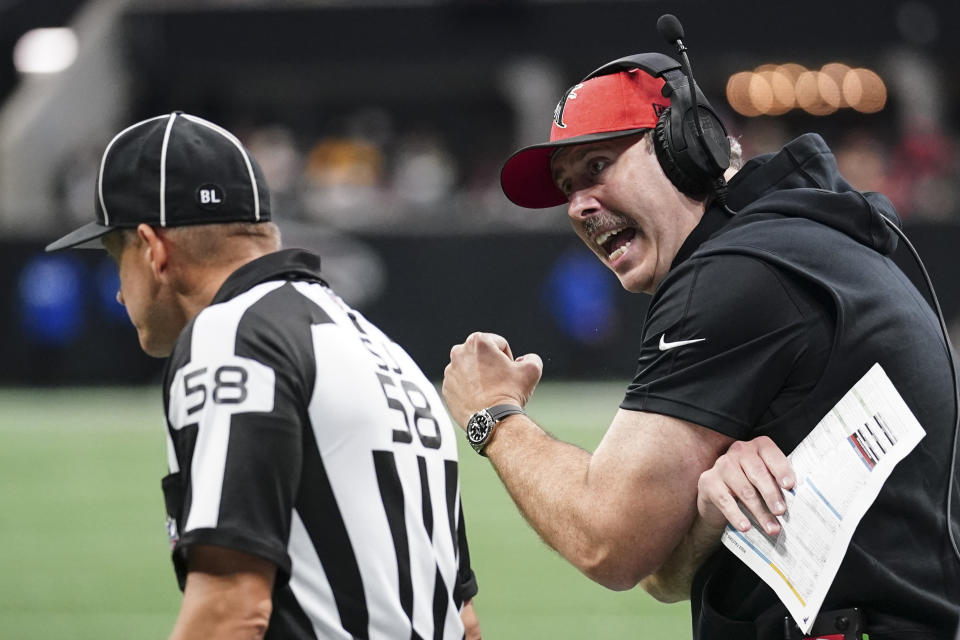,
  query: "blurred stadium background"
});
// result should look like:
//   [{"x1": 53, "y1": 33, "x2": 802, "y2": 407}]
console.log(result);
[{"x1": 0, "y1": 0, "x2": 958, "y2": 637}]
